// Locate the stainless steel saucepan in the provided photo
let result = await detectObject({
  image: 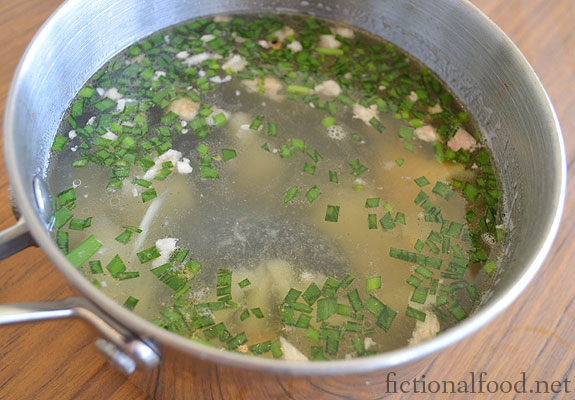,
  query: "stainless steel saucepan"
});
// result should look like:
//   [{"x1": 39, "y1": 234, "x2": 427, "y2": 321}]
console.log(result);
[{"x1": 0, "y1": 0, "x2": 565, "y2": 397}]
